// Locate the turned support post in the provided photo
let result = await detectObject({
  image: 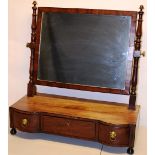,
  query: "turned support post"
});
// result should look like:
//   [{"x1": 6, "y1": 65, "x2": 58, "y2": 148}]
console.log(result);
[
  {"x1": 27, "y1": 1, "x2": 37, "y2": 97},
  {"x1": 129, "y1": 5, "x2": 144, "y2": 110}
]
